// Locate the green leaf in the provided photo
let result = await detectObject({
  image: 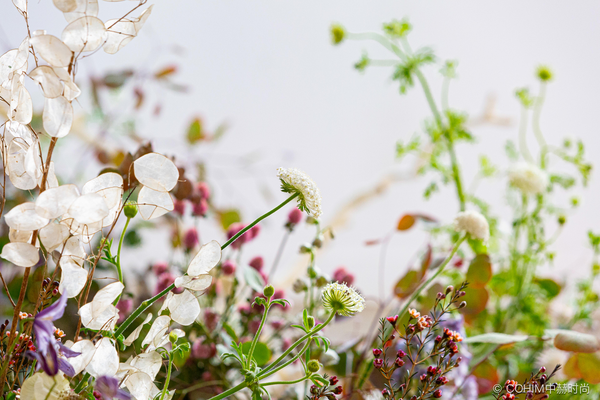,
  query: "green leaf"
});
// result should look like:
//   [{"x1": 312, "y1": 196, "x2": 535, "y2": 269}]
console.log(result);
[
  {"x1": 243, "y1": 266, "x2": 266, "y2": 293},
  {"x1": 534, "y1": 278, "x2": 561, "y2": 299},
  {"x1": 463, "y1": 333, "x2": 529, "y2": 344},
  {"x1": 186, "y1": 118, "x2": 205, "y2": 144},
  {"x1": 241, "y1": 342, "x2": 272, "y2": 366},
  {"x1": 466, "y1": 254, "x2": 492, "y2": 288},
  {"x1": 553, "y1": 330, "x2": 600, "y2": 353},
  {"x1": 223, "y1": 323, "x2": 239, "y2": 342},
  {"x1": 460, "y1": 287, "x2": 489, "y2": 315},
  {"x1": 218, "y1": 209, "x2": 241, "y2": 230},
  {"x1": 577, "y1": 353, "x2": 600, "y2": 384}
]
